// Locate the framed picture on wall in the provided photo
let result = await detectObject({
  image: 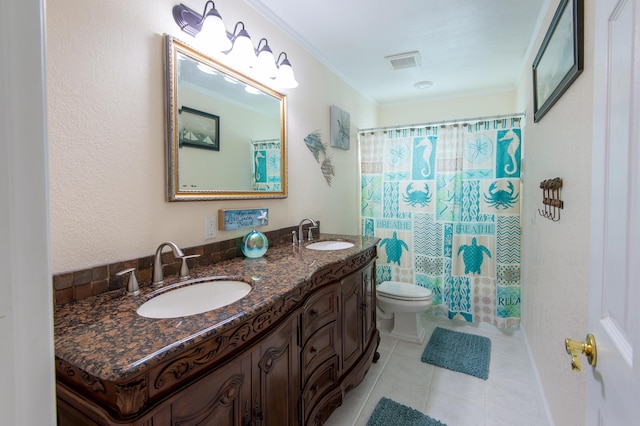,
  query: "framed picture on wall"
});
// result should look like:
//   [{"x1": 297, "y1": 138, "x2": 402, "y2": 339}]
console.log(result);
[
  {"x1": 532, "y1": 0, "x2": 584, "y2": 122},
  {"x1": 178, "y1": 106, "x2": 220, "y2": 151},
  {"x1": 330, "y1": 105, "x2": 350, "y2": 150}
]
